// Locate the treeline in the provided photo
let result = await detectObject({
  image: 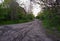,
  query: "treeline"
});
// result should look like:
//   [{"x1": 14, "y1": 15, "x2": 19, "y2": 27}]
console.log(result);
[
  {"x1": 37, "y1": 8, "x2": 60, "y2": 32},
  {"x1": 36, "y1": 0, "x2": 60, "y2": 41},
  {"x1": 0, "y1": 0, "x2": 34, "y2": 25},
  {"x1": 36, "y1": 0, "x2": 60, "y2": 32}
]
